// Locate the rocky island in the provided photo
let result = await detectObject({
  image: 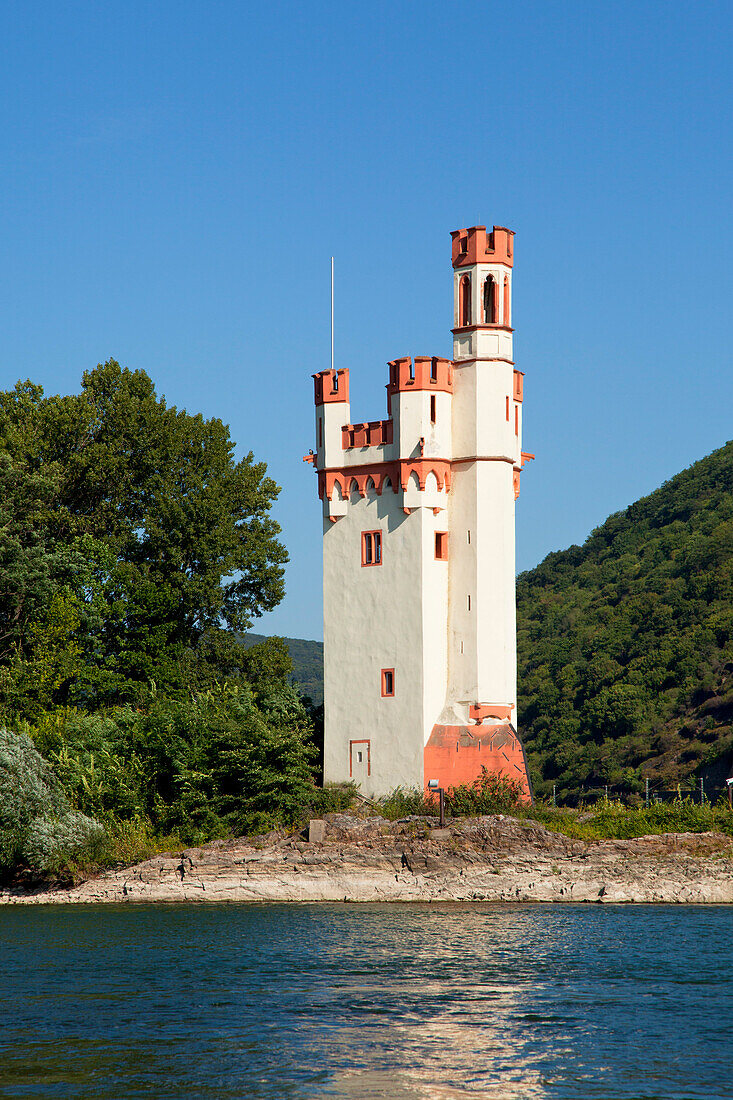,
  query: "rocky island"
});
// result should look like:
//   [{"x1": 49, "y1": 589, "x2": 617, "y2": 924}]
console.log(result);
[{"x1": 2, "y1": 813, "x2": 732, "y2": 905}]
